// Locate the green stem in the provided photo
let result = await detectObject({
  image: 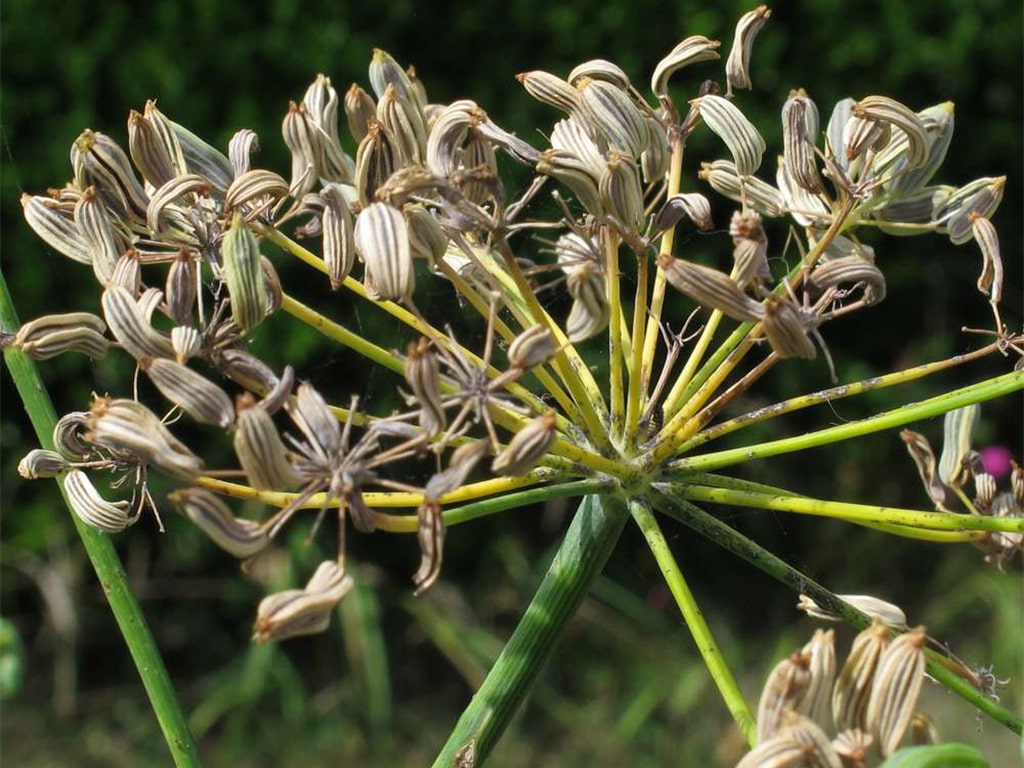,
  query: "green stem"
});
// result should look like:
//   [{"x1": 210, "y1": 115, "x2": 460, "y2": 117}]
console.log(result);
[
  {"x1": 629, "y1": 498, "x2": 757, "y2": 746},
  {"x1": 0, "y1": 271, "x2": 204, "y2": 768},
  {"x1": 649, "y1": 490, "x2": 1024, "y2": 734},
  {"x1": 431, "y1": 493, "x2": 629, "y2": 767},
  {"x1": 666, "y1": 371, "x2": 1023, "y2": 472},
  {"x1": 675, "y1": 342, "x2": 1003, "y2": 453},
  {"x1": 675, "y1": 484, "x2": 1024, "y2": 534}
]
